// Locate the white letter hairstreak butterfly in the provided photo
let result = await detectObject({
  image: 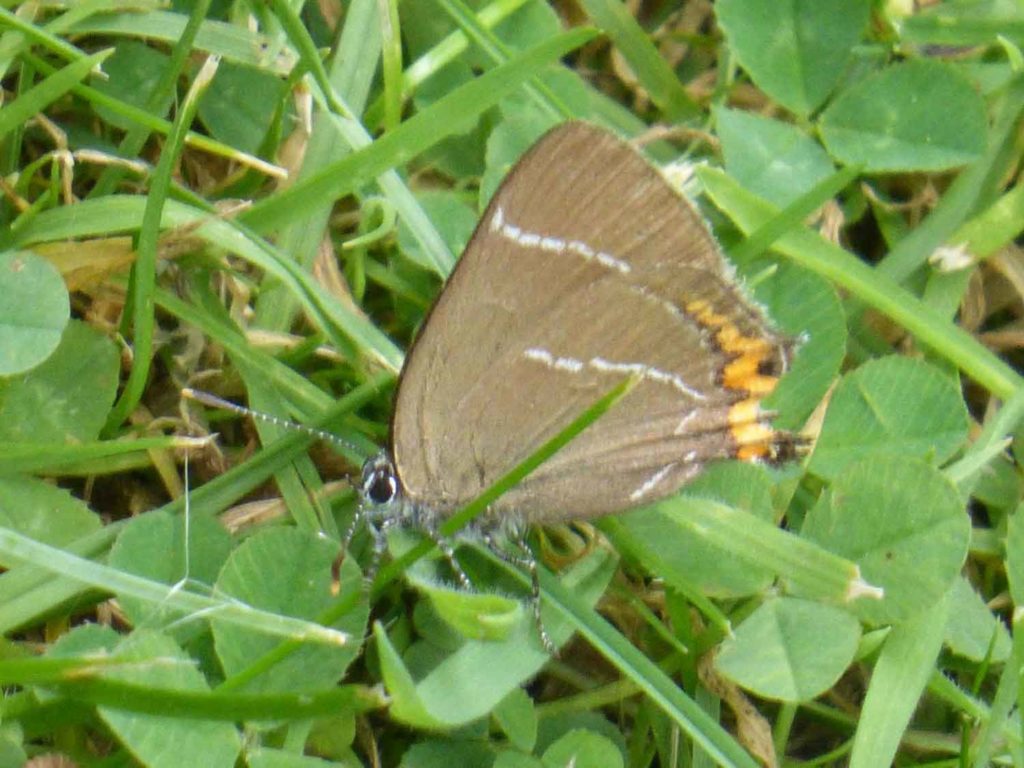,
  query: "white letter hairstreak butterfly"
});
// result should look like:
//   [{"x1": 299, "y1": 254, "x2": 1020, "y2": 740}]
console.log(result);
[
  {"x1": 356, "y1": 121, "x2": 800, "y2": 649},
  {"x1": 189, "y1": 120, "x2": 800, "y2": 652}
]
